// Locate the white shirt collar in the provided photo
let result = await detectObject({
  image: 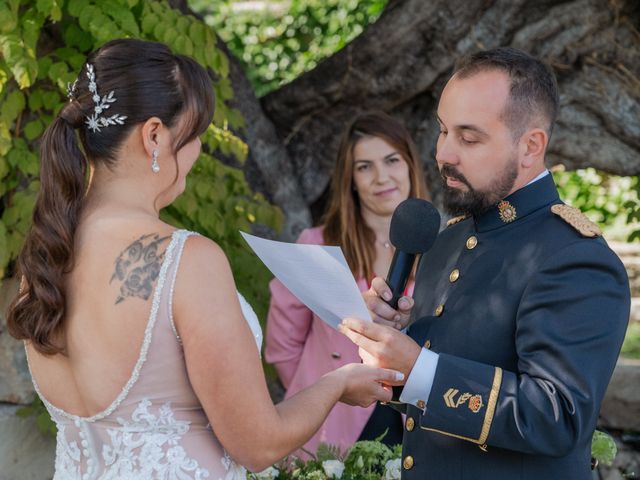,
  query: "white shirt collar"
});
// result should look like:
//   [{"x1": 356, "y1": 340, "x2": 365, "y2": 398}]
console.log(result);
[{"x1": 525, "y1": 169, "x2": 550, "y2": 187}]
